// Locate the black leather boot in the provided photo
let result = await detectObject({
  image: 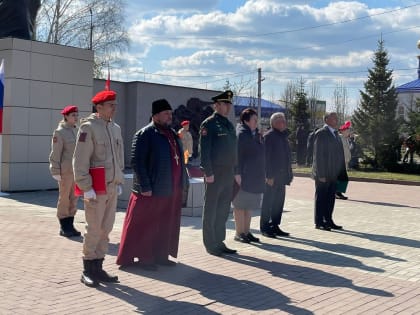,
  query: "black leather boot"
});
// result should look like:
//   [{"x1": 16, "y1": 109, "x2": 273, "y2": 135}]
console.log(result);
[
  {"x1": 68, "y1": 217, "x2": 81, "y2": 237},
  {"x1": 81, "y1": 259, "x2": 99, "y2": 287},
  {"x1": 95, "y1": 258, "x2": 119, "y2": 283},
  {"x1": 59, "y1": 218, "x2": 74, "y2": 237}
]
